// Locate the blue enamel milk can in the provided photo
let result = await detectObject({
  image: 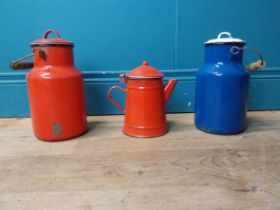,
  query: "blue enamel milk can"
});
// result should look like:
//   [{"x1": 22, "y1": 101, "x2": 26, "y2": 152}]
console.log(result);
[{"x1": 195, "y1": 32, "x2": 265, "y2": 134}]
